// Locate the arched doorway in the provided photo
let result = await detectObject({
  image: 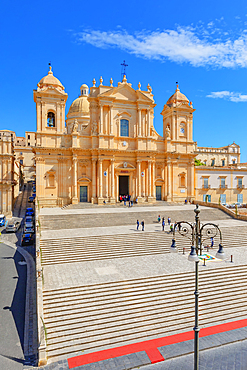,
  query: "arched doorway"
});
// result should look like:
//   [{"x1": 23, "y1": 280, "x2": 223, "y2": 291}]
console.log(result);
[{"x1": 119, "y1": 175, "x2": 129, "y2": 196}]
